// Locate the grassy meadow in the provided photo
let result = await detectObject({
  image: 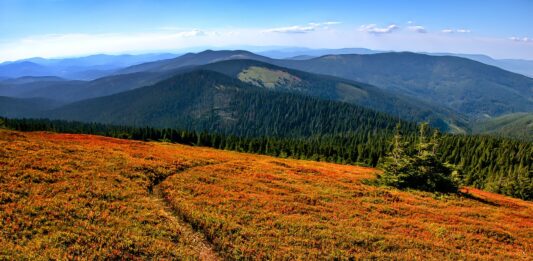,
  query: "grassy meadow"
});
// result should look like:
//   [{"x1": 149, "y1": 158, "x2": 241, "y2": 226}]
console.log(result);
[{"x1": 0, "y1": 129, "x2": 531, "y2": 259}]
